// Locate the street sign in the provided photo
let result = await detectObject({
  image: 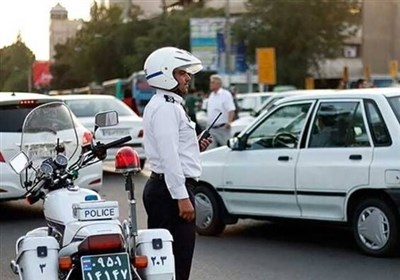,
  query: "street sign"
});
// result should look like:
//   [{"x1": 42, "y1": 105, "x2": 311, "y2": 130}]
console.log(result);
[
  {"x1": 305, "y1": 77, "x2": 314, "y2": 89},
  {"x1": 257, "y1": 48, "x2": 276, "y2": 85},
  {"x1": 363, "y1": 64, "x2": 371, "y2": 81}
]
